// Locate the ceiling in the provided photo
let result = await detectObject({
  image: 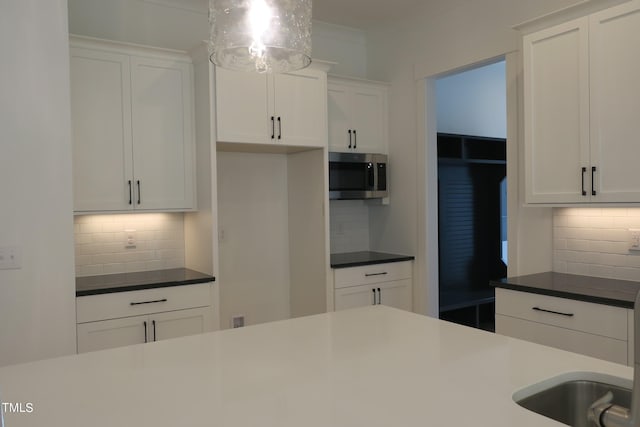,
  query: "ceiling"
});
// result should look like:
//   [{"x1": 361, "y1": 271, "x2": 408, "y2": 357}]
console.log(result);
[
  {"x1": 68, "y1": 0, "x2": 425, "y2": 52},
  {"x1": 132, "y1": 0, "x2": 425, "y2": 29},
  {"x1": 312, "y1": 0, "x2": 425, "y2": 29}
]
